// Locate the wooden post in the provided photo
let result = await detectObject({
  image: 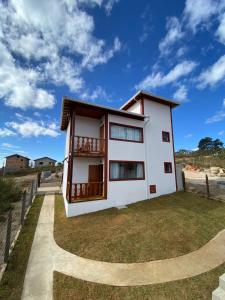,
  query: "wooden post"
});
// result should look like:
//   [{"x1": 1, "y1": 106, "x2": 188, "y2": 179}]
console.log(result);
[
  {"x1": 67, "y1": 111, "x2": 75, "y2": 203},
  {"x1": 206, "y1": 174, "x2": 210, "y2": 198},
  {"x1": 29, "y1": 181, "x2": 34, "y2": 205},
  {"x1": 37, "y1": 172, "x2": 41, "y2": 188},
  {"x1": 4, "y1": 210, "x2": 12, "y2": 263},
  {"x1": 21, "y1": 191, "x2": 26, "y2": 225},
  {"x1": 182, "y1": 171, "x2": 186, "y2": 191}
]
